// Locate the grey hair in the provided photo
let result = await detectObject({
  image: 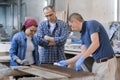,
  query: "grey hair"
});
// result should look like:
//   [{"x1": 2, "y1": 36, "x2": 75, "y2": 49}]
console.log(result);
[{"x1": 43, "y1": 5, "x2": 55, "y2": 12}]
